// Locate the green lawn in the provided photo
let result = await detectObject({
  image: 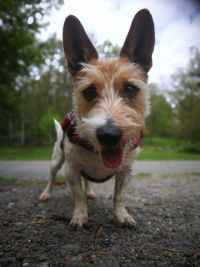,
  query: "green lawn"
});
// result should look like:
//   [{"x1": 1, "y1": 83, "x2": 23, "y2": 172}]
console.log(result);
[
  {"x1": 142, "y1": 136, "x2": 181, "y2": 148},
  {"x1": 0, "y1": 144, "x2": 200, "y2": 160},
  {"x1": 0, "y1": 147, "x2": 52, "y2": 160},
  {"x1": 137, "y1": 149, "x2": 200, "y2": 160}
]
